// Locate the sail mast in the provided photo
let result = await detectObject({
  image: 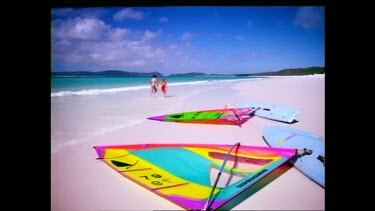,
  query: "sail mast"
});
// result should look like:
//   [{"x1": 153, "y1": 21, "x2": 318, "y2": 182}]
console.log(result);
[{"x1": 203, "y1": 142, "x2": 241, "y2": 211}]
